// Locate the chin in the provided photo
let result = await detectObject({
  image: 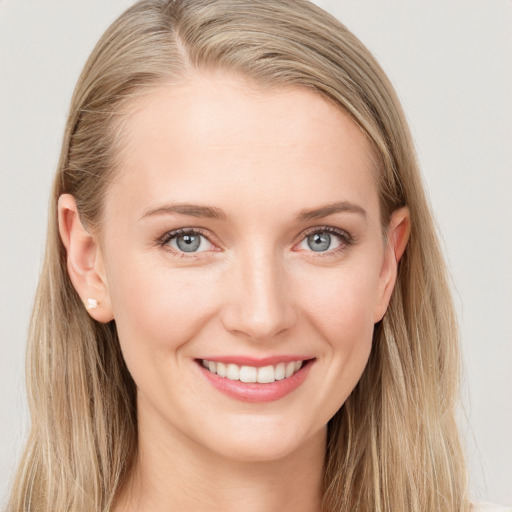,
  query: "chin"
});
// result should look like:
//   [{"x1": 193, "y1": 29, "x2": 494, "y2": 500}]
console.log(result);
[{"x1": 194, "y1": 414, "x2": 327, "y2": 464}]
